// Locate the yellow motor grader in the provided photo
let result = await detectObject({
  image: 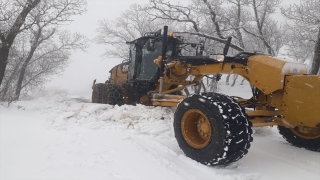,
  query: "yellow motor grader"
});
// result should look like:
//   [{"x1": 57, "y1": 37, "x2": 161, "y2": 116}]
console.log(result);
[{"x1": 92, "y1": 26, "x2": 320, "y2": 166}]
